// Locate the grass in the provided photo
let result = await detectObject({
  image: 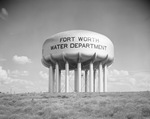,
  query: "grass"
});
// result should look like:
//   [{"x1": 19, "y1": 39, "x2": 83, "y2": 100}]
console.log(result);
[{"x1": 0, "y1": 91, "x2": 150, "y2": 119}]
